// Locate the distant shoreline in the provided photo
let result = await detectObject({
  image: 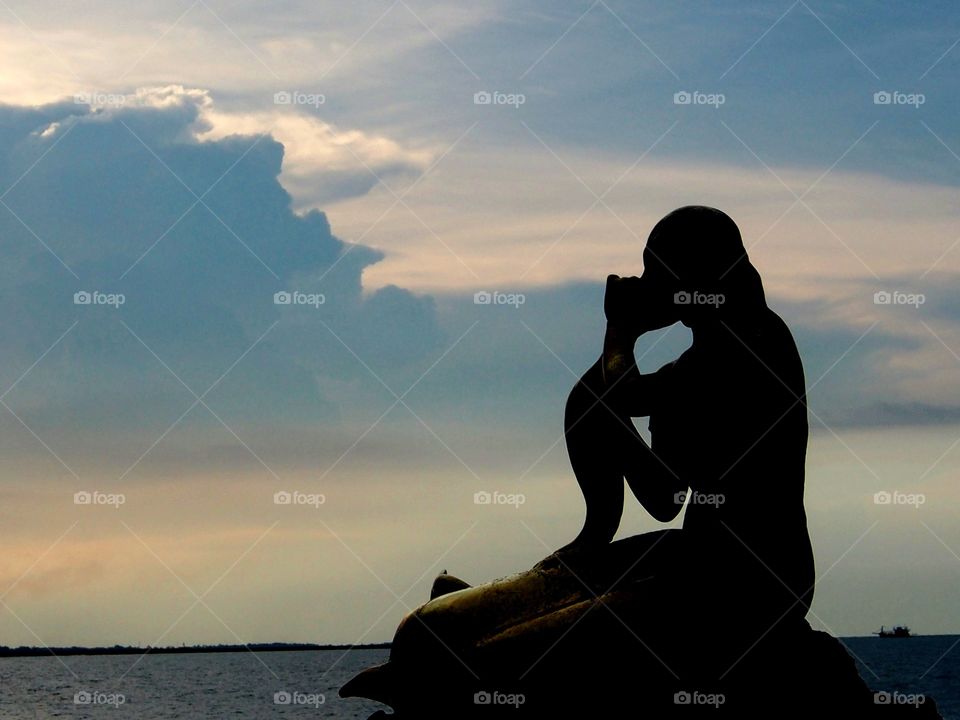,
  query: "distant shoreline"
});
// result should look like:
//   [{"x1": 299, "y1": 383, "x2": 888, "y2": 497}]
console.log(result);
[
  {"x1": 2, "y1": 635, "x2": 956, "y2": 658},
  {"x1": 0, "y1": 642, "x2": 391, "y2": 658}
]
